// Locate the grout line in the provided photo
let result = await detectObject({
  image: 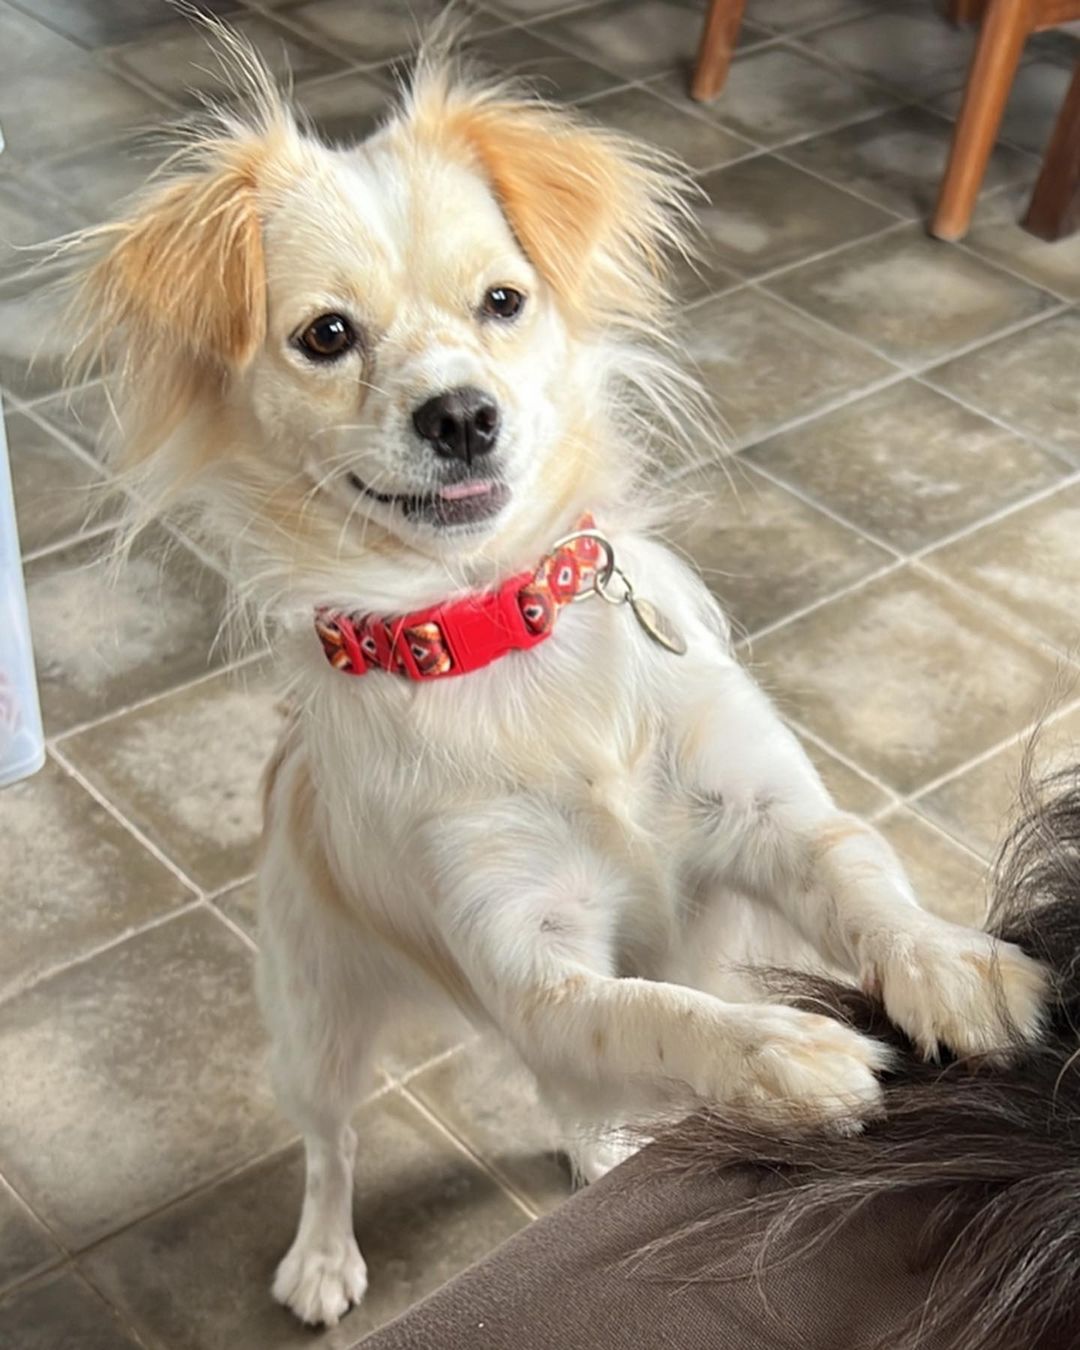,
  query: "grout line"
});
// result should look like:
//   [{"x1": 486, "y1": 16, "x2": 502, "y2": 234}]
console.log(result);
[
  {"x1": 743, "y1": 214, "x2": 911, "y2": 289},
  {"x1": 207, "y1": 871, "x2": 257, "y2": 900},
  {"x1": 735, "y1": 449, "x2": 902, "y2": 560},
  {"x1": 49, "y1": 651, "x2": 266, "y2": 744},
  {"x1": 786, "y1": 717, "x2": 904, "y2": 811},
  {"x1": 393, "y1": 1036, "x2": 476, "y2": 1088},
  {"x1": 916, "y1": 368, "x2": 1080, "y2": 470},
  {"x1": 69, "y1": 1133, "x2": 297, "y2": 1263},
  {"x1": 396, "y1": 1082, "x2": 541, "y2": 1222},
  {"x1": 17, "y1": 376, "x2": 100, "y2": 412},
  {"x1": 952, "y1": 236, "x2": 1080, "y2": 309},
  {"x1": 725, "y1": 366, "x2": 910, "y2": 458},
  {"x1": 736, "y1": 556, "x2": 903, "y2": 650},
  {"x1": 0, "y1": 1172, "x2": 73, "y2": 1291},
  {"x1": 886, "y1": 800, "x2": 995, "y2": 870},
  {"x1": 901, "y1": 692, "x2": 1080, "y2": 817},
  {"x1": 18, "y1": 399, "x2": 115, "y2": 479},
  {"x1": 205, "y1": 899, "x2": 259, "y2": 955},
  {"x1": 909, "y1": 558, "x2": 1080, "y2": 671},
  {"x1": 907, "y1": 466, "x2": 1080, "y2": 565},
  {"x1": 0, "y1": 900, "x2": 204, "y2": 1009},
  {"x1": 46, "y1": 744, "x2": 203, "y2": 896},
  {"x1": 21, "y1": 521, "x2": 117, "y2": 567}
]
